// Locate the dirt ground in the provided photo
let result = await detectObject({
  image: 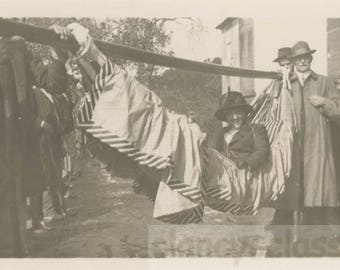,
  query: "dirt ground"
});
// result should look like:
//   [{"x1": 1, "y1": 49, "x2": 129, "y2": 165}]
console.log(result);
[{"x1": 26, "y1": 158, "x2": 275, "y2": 258}]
